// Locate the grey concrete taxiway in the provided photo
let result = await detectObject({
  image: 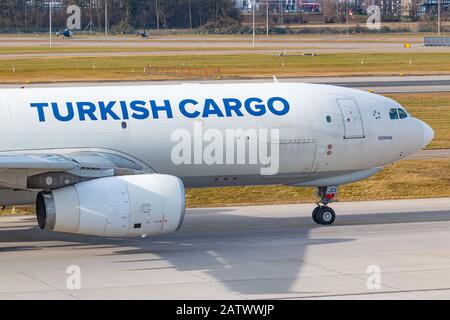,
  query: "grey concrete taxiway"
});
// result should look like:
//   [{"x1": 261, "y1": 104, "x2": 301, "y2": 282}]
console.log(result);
[
  {"x1": 406, "y1": 149, "x2": 450, "y2": 160},
  {"x1": 1, "y1": 197, "x2": 450, "y2": 300}
]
